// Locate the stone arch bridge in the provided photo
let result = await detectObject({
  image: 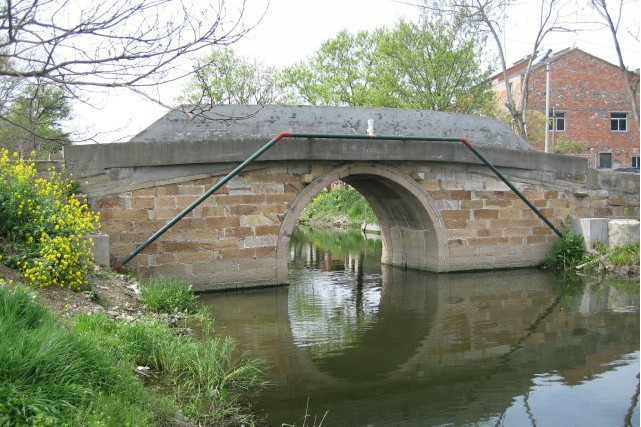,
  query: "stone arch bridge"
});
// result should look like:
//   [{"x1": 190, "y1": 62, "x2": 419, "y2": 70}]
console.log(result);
[{"x1": 64, "y1": 106, "x2": 639, "y2": 290}]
